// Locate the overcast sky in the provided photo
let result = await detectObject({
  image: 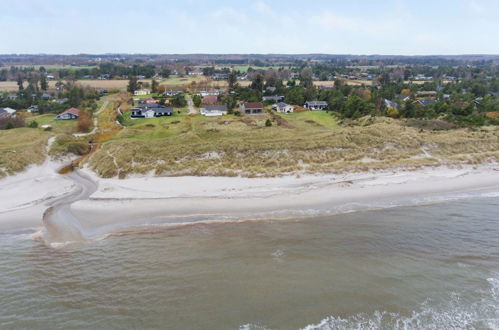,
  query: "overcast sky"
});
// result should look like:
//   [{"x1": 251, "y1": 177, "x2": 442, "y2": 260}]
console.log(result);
[{"x1": 0, "y1": 0, "x2": 497, "y2": 55}]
